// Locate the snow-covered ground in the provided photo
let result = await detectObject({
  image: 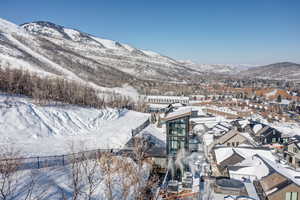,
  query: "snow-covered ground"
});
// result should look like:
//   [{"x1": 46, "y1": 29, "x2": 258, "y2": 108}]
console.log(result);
[
  {"x1": 1, "y1": 157, "x2": 151, "y2": 200},
  {"x1": 0, "y1": 94, "x2": 149, "y2": 156}
]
